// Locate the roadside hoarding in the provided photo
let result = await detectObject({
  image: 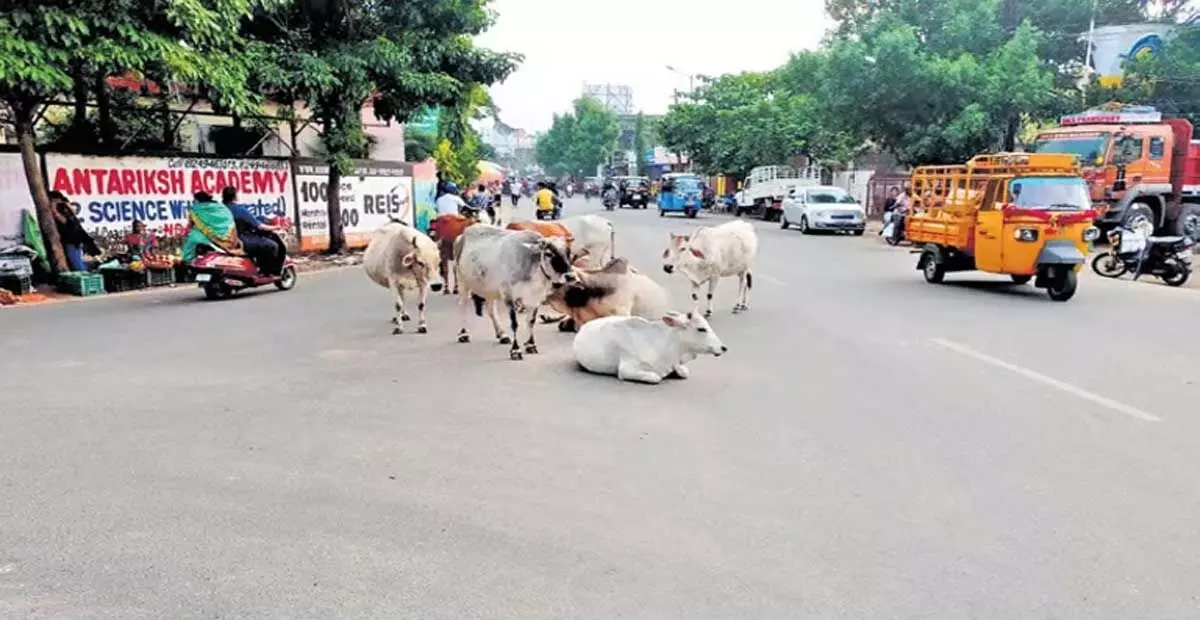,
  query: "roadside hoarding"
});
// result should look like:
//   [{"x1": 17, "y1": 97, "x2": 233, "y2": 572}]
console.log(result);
[
  {"x1": 44, "y1": 154, "x2": 296, "y2": 253},
  {"x1": 294, "y1": 160, "x2": 416, "y2": 251},
  {"x1": 0, "y1": 152, "x2": 34, "y2": 247}
]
